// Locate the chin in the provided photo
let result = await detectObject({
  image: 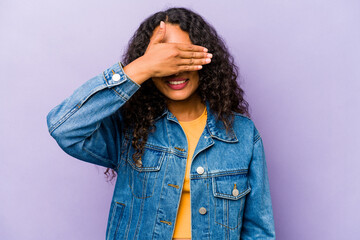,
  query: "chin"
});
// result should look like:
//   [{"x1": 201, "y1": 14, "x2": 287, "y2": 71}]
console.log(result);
[{"x1": 165, "y1": 93, "x2": 192, "y2": 101}]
